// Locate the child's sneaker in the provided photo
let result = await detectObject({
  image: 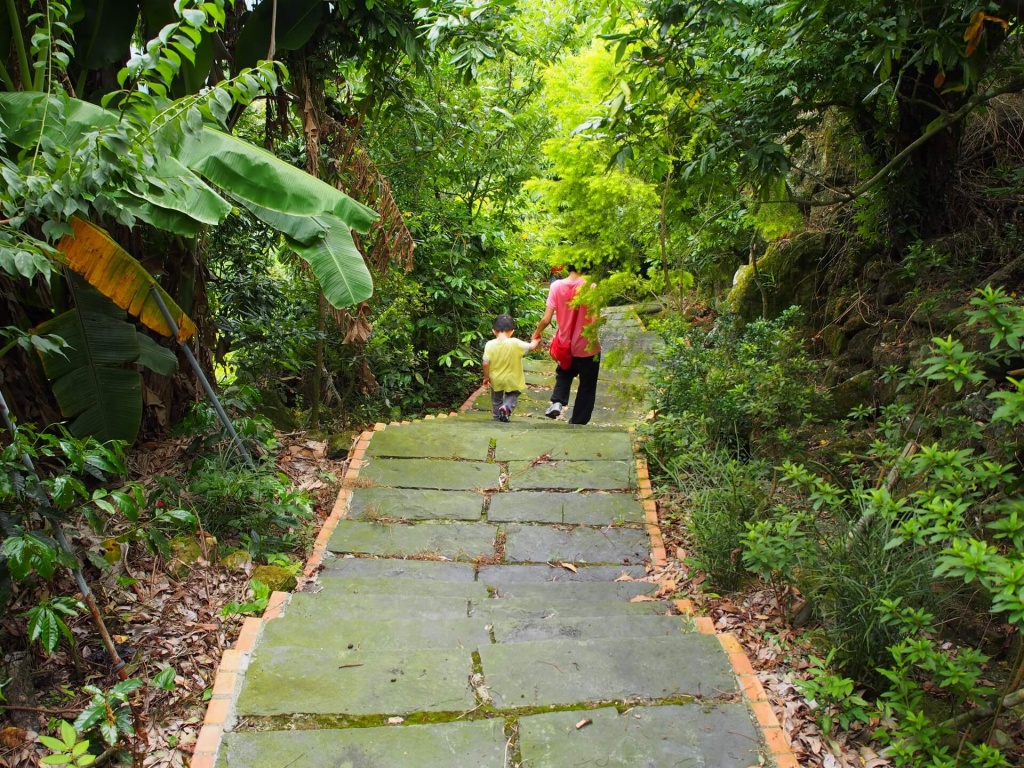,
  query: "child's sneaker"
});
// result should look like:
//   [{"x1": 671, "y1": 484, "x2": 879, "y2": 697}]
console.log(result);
[
  {"x1": 545, "y1": 402, "x2": 563, "y2": 419},
  {"x1": 498, "y1": 405, "x2": 511, "y2": 422}
]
